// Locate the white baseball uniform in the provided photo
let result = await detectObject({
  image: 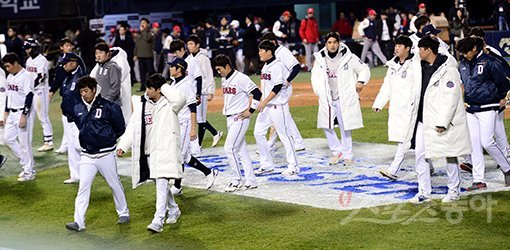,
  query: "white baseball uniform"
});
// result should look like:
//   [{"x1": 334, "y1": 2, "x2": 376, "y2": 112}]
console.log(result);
[
  {"x1": 3, "y1": 68, "x2": 36, "y2": 177},
  {"x1": 222, "y1": 70, "x2": 257, "y2": 186},
  {"x1": 25, "y1": 54, "x2": 53, "y2": 144},
  {"x1": 254, "y1": 58, "x2": 298, "y2": 173},
  {"x1": 171, "y1": 76, "x2": 197, "y2": 164},
  {"x1": 267, "y1": 45, "x2": 305, "y2": 150},
  {"x1": 184, "y1": 55, "x2": 203, "y2": 154},
  {"x1": 193, "y1": 49, "x2": 215, "y2": 124},
  {"x1": 0, "y1": 68, "x2": 6, "y2": 145}
]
